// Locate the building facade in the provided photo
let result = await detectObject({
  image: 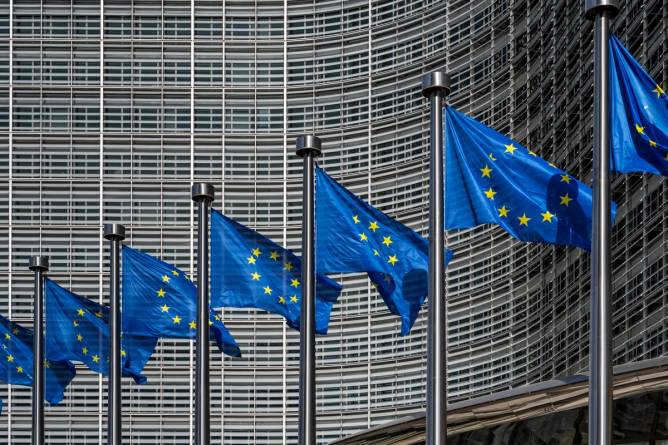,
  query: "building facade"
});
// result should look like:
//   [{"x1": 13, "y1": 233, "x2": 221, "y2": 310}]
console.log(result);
[{"x1": 0, "y1": 0, "x2": 665, "y2": 444}]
